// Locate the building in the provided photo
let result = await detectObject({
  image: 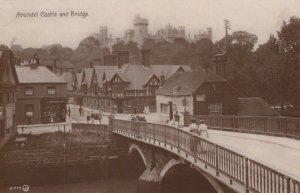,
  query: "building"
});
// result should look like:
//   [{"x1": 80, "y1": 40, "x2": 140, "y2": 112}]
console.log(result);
[
  {"x1": 15, "y1": 62, "x2": 68, "y2": 125},
  {"x1": 194, "y1": 27, "x2": 213, "y2": 41},
  {"x1": 134, "y1": 14, "x2": 149, "y2": 47},
  {"x1": 0, "y1": 50, "x2": 18, "y2": 149},
  {"x1": 99, "y1": 25, "x2": 109, "y2": 48},
  {"x1": 156, "y1": 70, "x2": 237, "y2": 115},
  {"x1": 79, "y1": 50, "x2": 191, "y2": 113},
  {"x1": 156, "y1": 54, "x2": 278, "y2": 117},
  {"x1": 58, "y1": 72, "x2": 75, "y2": 103},
  {"x1": 155, "y1": 24, "x2": 186, "y2": 41},
  {"x1": 125, "y1": 29, "x2": 135, "y2": 43}
]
